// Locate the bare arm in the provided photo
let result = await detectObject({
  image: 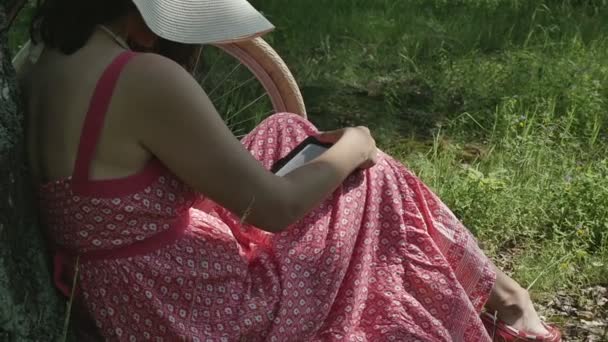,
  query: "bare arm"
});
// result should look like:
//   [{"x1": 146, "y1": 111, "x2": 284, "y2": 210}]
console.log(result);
[{"x1": 122, "y1": 54, "x2": 376, "y2": 232}]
